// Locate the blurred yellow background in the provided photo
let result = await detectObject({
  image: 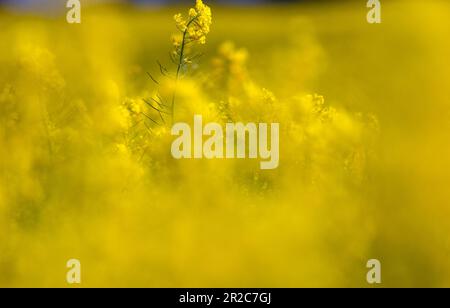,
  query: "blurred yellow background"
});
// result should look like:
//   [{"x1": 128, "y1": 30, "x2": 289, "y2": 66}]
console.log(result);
[{"x1": 1, "y1": 0, "x2": 450, "y2": 287}]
